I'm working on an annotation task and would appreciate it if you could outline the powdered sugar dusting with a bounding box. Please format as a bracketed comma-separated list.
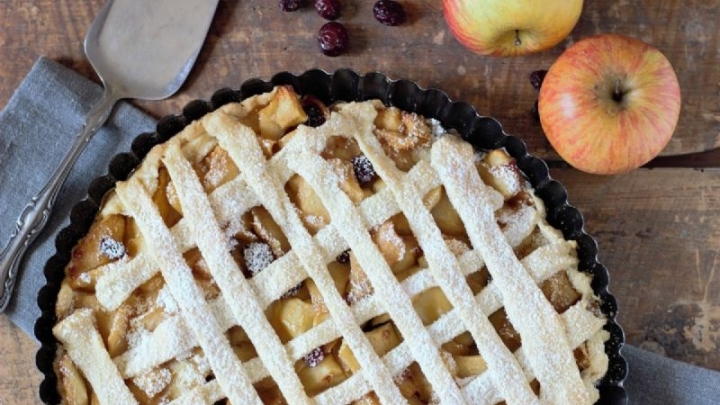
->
[372, 221, 406, 264]
[351, 154, 377, 184]
[488, 164, 522, 198]
[428, 118, 446, 139]
[116, 174, 264, 405]
[432, 136, 592, 404]
[53, 309, 139, 404]
[100, 236, 126, 260]
[157, 286, 179, 314]
[133, 368, 172, 398]
[190, 352, 211, 375]
[290, 130, 467, 403]
[243, 242, 275, 276]
[126, 322, 150, 353]
[202, 148, 232, 191]
[498, 204, 538, 248]
[217, 102, 408, 404]
[78, 272, 92, 285]
[304, 214, 328, 228]
[346, 277, 373, 305]
[61, 94, 607, 405]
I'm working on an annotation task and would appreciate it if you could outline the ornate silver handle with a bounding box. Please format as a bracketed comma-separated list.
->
[0, 90, 119, 311]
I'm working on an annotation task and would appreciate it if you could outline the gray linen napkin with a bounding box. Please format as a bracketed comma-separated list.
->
[0, 57, 155, 332]
[622, 345, 720, 403]
[1, 57, 719, 404]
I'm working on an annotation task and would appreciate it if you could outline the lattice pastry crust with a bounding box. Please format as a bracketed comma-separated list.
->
[52, 86, 609, 405]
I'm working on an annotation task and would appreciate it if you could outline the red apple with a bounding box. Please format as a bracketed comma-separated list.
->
[443, 0, 583, 56]
[538, 34, 681, 174]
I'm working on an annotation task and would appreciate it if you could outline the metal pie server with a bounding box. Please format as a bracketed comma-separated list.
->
[0, 0, 219, 311]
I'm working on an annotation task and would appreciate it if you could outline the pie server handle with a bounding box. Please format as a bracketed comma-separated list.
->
[0, 91, 118, 312]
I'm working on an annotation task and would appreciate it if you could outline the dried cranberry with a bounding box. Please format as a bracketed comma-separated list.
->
[279, 0, 302, 12]
[373, 0, 406, 26]
[303, 103, 326, 127]
[318, 22, 349, 57]
[315, 0, 341, 20]
[304, 347, 325, 367]
[351, 154, 377, 184]
[529, 70, 548, 90]
[336, 249, 350, 264]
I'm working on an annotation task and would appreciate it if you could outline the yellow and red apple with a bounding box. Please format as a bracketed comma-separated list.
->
[538, 33, 681, 174]
[443, 0, 583, 56]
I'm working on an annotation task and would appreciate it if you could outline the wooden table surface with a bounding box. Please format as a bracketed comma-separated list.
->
[1, 1, 718, 403]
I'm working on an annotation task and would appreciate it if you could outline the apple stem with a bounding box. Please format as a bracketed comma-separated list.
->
[612, 79, 623, 103]
[514, 30, 522, 46]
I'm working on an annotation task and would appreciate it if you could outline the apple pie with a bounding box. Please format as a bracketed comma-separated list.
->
[48, 84, 610, 405]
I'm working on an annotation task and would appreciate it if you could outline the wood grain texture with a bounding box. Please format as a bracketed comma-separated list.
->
[1, 0, 720, 403]
[0, 315, 42, 405]
[0, 0, 718, 158]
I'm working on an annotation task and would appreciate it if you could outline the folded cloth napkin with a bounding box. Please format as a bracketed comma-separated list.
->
[1, 57, 719, 404]
[0, 57, 155, 332]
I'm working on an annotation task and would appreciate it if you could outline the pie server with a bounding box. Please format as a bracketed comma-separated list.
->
[0, 0, 219, 311]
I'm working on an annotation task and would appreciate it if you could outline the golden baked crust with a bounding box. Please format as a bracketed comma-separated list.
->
[52, 86, 608, 405]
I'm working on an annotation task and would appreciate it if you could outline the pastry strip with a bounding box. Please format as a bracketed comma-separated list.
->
[112, 236, 573, 382]
[293, 151, 469, 403]
[111, 104, 588, 400]
[54, 90, 610, 405]
[348, 103, 539, 404]
[432, 136, 590, 404]
[167, 379, 223, 405]
[94, 109, 337, 310]
[53, 309, 138, 405]
[164, 298, 601, 405]
[207, 110, 406, 404]
[462, 303, 607, 404]
[163, 143, 311, 404]
[117, 178, 263, 405]
[95, 143, 440, 312]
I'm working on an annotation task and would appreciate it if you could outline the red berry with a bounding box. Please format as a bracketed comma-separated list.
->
[529, 70, 548, 90]
[279, 0, 302, 12]
[318, 22, 349, 57]
[336, 249, 350, 264]
[351, 154, 377, 184]
[315, 0, 341, 20]
[304, 347, 325, 367]
[373, 0, 406, 26]
[302, 97, 328, 127]
[303, 103, 326, 127]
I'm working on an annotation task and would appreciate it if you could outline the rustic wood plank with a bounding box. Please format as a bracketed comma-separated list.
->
[0, 315, 42, 404]
[552, 168, 720, 370]
[0, 0, 718, 158]
[1, 0, 720, 402]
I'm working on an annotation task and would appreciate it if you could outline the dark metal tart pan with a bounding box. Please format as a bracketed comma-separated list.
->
[35, 69, 628, 405]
